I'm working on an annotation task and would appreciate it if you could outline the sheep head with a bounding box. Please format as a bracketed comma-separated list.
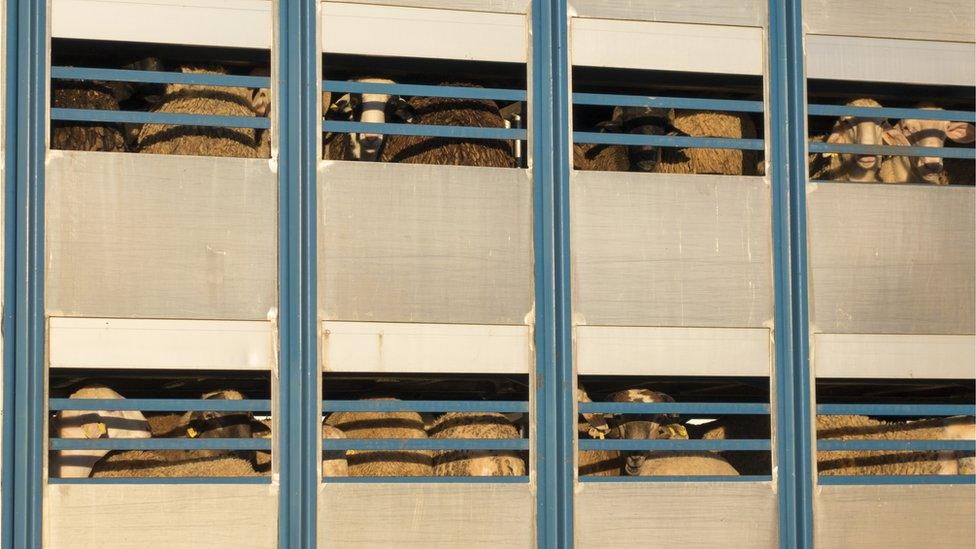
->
[826, 98, 902, 182]
[609, 106, 672, 172]
[891, 103, 976, 184]
[326, 77, 398, 161]
[186, 390, 253, 455]
[605, 388, 681, 476]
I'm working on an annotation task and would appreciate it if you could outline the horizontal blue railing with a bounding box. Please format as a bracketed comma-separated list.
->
[808, 103, 976, 123]
[323, 476, 530, 484]
[322, 400, 528, 413]
[573, 131, 764, 150]
[322, 438, 529, 451]
[818, 404, 976, 417]
[574, 93, 763, 113]
[53, 66, 270, 88]
[819, 475, 976, 486]
[50, 438, 271, 451]
[49, 477, 272, 485]
[580, 475, 772, 483]
[818, 440, 975, 452]
[50, 398, 272, 412]
[52, 107, 269, 129]
[808, 141, 975, 159]
[579, 439, 770, 451]
[323, 120, 525, 140]
[578, 402, 769, 415]
[324, 80, 525, 102]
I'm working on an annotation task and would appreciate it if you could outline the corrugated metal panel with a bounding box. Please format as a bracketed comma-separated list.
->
[319, 162, 533, 325]
[806, 36, 976, 87]
[45, 152, 277, 320]
[318, 483, 533, 548]
[803, 0, 975, 43]
[571, 0, 766, 27]
[572, 173, 772, 328]
[807, 184, 975, 335]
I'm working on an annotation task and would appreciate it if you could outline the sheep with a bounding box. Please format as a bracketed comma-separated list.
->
[654, 110, 759, 176]
[323, 398, 433, 477]
[879, 104, 976, 184]
[378, 82, 516, 167]
[322, 424, 349, 477]
[807, 98, 905, 182]
[427, 412, 525, 476]
[50, 385, 152, 479]
[323, 77, 398, 161]
[573, 106, 672, 172]
[636, 452, 739, 476]
[51, 80, 127, 152]
[602, 388, 683, 476]
[136, 65, 260, 158]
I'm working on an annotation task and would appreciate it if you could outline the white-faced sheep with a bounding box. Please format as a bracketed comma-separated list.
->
[323, 77, 398, 161]
[323, 398, 433, 477]
[426, 412, 525, 476]
[50, 385, 152, 479]
[137, 65, 260, 158]
[378, 82, 516, 168]
[879, 104, 976, 185]
[655, 110, 759, 176]
[808, 98, 903, 182]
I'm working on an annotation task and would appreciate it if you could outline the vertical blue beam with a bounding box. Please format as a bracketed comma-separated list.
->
[5, 0, 45, 546]
[768, 0, 814, 547]
[278, 0, 318, 547]
[531, 0, 573, 547]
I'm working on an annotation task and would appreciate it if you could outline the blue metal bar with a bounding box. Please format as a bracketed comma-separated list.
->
[574, 131, 764, 150]
[322, 476, 531, 484]
[579, 475, 773, 483]
[578, 402, 770, 415]
[818, 440, 975, 452]
[818, 475, 976, 486]
[768, 0, 814, 546]
[50, 398, 272, 412]
[808, 104, 976, 122]
[817, 404, 976, 416]
[532, 0, 573, 547]
[48, 477, 272, 485]
[322, 400, 529, 413]
[52, 108, 270, 130]
[52, 66, 270, 88]
[323, 120, 525, 140]
[280, 0, 319, 547]
[573, 92, 764, 113]
[579, 439, 771, 451]
[808, 141, 975, 159]
[50, 438, 272, 451]
[322, 439, 529, 451]
[324, 80, 526, 102]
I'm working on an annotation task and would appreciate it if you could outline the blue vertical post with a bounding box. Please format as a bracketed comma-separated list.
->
[278, 0, 319, 547]
[531, 0, 573, 547]
[768, 0, 814, 547]
[3, 0, 45, 547]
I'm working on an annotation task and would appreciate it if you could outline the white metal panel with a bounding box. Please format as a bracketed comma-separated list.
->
[806, 35, 976, 87]
[572, 173, 772, 328]
[815, 484, 976, 549]
[46, 152, 277, 321]
[52, 0, 272, 48]
[576, 326, 771, 377]
[576, 482, 777, 548]
[570, 0, 765, 27]
[341, 0, 527, 14]
[318, 483, 533, 548]
[322, 2, 526, 63]
[319, 162, 533, 325]
[804, 0, 975, 43]
[807, 183, 975, 335]
[323, 321, 531, 374]
[49, 317, 275, 371]
[45, 484, 277, 549]
[814, 334, 976, 379]
[571, 18, 763, 74]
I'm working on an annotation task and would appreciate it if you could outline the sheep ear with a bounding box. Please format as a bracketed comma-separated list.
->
[882, 127, 912, 147]
[666, 126, 690, 138]
[594, 120, 621, 133]
[825, 127, 848, 144]
[946, 121, 976, 144]
[392, 98, 415, 123]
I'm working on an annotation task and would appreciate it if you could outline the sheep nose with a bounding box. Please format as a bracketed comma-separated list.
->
[922, 159, 943, 173]
[360, 134, 383, 152]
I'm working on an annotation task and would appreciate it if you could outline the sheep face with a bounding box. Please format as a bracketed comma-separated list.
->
[893, 110, 975, 184]
[606, 389, 680, 475]
[826, 99, 902, 181]
[612, 107, 671, 172]
[328, 78, 397, 161]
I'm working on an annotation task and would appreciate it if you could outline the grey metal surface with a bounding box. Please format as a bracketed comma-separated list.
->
[571, 173, 772, 327]
[319, 162, 533, 325]
[45, 152, 276, 320]
[570, 0, 766, 27]
[804, 0, 975, 43]
[337, 0, 527, 14]
[807, 183, 975, 335]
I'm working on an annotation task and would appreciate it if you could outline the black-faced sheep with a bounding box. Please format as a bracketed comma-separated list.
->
[655, 110, 759, 176]
[427, 412, 525, 476]
[136, 65, 260, 158]
[879, 104, 976, 185]
[323, 77, 399, 161]
[378, 82, 516, 167]
[574, 106, 672, 172]
[323, 398, 433, 477]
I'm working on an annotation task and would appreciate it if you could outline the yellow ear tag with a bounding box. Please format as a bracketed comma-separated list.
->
[98, 422, 107, 436]
[588, 428, 606, 440]
[82, 422, 108, 439]
[824, 152, 838, 158]
[187, 427, 199, 438]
